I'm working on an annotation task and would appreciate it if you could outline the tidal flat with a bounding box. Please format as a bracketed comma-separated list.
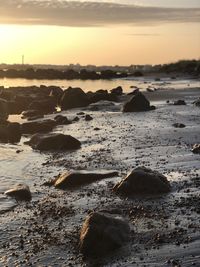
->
[0, 82, 200, 267]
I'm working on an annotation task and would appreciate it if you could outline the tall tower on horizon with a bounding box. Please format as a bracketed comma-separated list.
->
[22, 55, 24, 65]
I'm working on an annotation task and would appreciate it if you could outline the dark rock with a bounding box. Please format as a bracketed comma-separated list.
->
[54, 115, 71, 125]
[113, 166, 171, 195]
[60, 87, 89, 110]
[127, 88, 140, 95]
[192, 144, 200, 154]
[21, 119, 56, 134]
[21, 110, 44, 119]
[173, 100, 186, 105]
[49, 86, 63, 101]
[123, 92, 155, 112]
[85, 114, 93, 121]
[0, 98, 8, 122]
[172, 123, 186, 128]
[193, 98, 200, 107]
[0, 122, 21, 143]
[111, 86, 123, 95]
[79, 212, 130, 257]
[26, 133, 81, 151]
[53, 171, 118, 189]
[5, 184, 31, 201]
[87, 91, 117, 104]
[29, 97, 56, 114]
[72, 116, 80, 122]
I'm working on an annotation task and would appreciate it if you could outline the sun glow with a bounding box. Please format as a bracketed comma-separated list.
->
[0, 22, 199, 65]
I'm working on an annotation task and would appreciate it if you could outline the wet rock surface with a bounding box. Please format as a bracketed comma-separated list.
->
[123, 92, 155, 112]
[0, 122, 21, 143]
[21, 119, 56, 134]
[5, 184, 31, 201]
[26, 133, 81, 151]
[52, 170, 118, 189]
[79, 212, 130, 257]
[113, 167, 171, 195]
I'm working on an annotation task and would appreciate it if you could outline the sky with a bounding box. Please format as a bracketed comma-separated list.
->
[0, 0, 199, 65]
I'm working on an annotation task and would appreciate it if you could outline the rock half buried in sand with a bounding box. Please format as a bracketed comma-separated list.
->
[173, 100, 186, 105]
[26, 133, 81, 151]
[172, 123, 186, 128]
[192, 144, 200, 154]
[5, 184, 32, 201]
[123, 92, 155, 112]
[79, 212, 130, 257]
[53, 170, 118, 189]
[113, 166, 171, 195]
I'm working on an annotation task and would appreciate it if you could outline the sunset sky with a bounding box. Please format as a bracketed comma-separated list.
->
[0, 0, 199, 65]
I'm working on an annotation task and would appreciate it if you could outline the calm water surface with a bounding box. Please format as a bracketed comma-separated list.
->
[0, 77, 199, 92]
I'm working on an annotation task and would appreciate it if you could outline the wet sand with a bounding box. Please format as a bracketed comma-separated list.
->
[0, 87, 200, 266]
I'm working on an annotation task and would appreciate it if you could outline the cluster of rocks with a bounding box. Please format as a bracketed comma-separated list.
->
[5, 166, 171, 257]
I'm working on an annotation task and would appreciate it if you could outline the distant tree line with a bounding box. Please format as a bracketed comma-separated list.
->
[157, 60, 200, 75]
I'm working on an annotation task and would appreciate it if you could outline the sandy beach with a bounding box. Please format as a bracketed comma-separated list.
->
[0, 84, 200, 267]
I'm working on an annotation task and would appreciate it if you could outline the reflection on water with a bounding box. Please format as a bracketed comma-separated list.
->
[0, 77, 199, 92]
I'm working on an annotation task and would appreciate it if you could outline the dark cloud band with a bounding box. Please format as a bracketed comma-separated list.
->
[0, 0, 199, 26]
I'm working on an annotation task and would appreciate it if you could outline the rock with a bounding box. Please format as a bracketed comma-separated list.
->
[49, 86, 63, 101]
[21, 119, 56, 134]
[21, 110, 44, 119]
[54, 115, 71, 125]
[0, 122, 21, 143]
[53, 171, 118, 189]
[0, 98, 8, 122]
[5, 184, 31, 201]
[192, 144, 200, 154]
[111, 86, 123, 95]
[123, 92, 155, 112]
[87, 91, 117, 104]
[79, 212, 130, 257]
[85, 114, 93, 121]
[193, 98, 200, 107]
[60, 87, 89, 110]
[113, 166, 171, 195]
[28, 97, 56, 114]
[173, 100, 186, 105]
[26, 133, 81, 151]
[172, 123, 186, 128]
[128, 88, 140, 95]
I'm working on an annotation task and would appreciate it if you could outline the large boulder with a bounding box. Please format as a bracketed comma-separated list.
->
[60, 87, 89, 110]
[21, 119, 56, 134]
[26, 133, 81, 151]
[0, 122, 21, 143]
[51, 171, 118, 189]
[5, 184, 31, 201]
[79, 212, 130, 257]
[28, 97, 56, 114]
[113, 166, 171, 195]
[0, 98, 8, 122]
[123, 92, 155, 112]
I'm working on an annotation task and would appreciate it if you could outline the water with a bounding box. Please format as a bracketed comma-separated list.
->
[0, 77, 199, 92]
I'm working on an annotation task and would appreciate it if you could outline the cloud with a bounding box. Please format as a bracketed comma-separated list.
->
[0, 0, 199, 27]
